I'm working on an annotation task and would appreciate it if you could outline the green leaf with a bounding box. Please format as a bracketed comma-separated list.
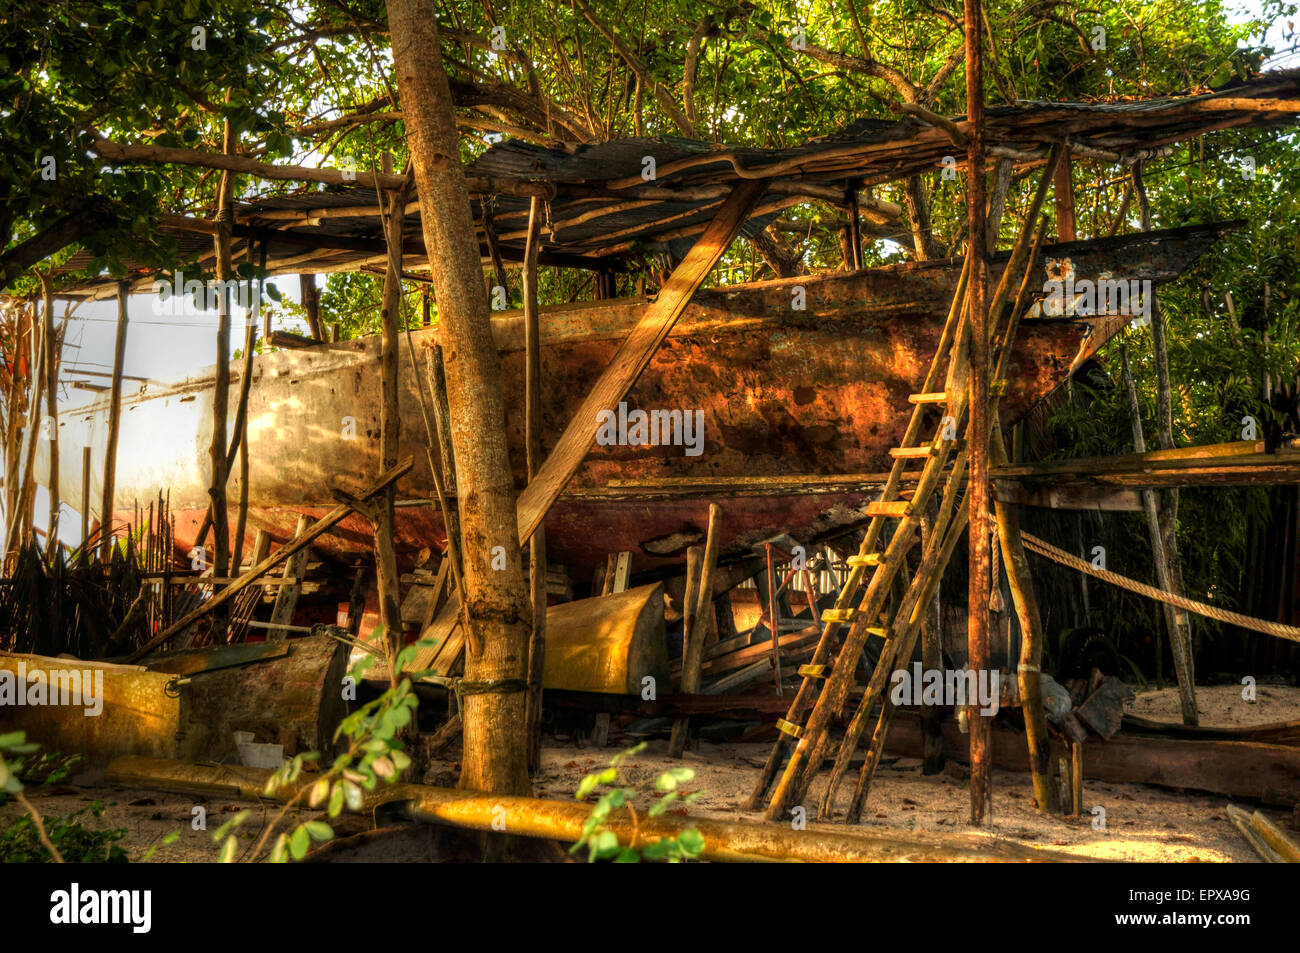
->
[218, 835, 238, 863]
[308, 778, 330, 808]
[290, 825, 310, 859]
[328, 781, 345, 817]
[343, 779, 363, 811]
[269, 833, 289, 863]
[677, 827, 705, 857]
[305, 821, 333, 842]
[0, 731, 26, 749]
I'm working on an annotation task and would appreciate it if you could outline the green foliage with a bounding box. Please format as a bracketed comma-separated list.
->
[0, 800, 129, 863]
[0, 731, 126, 863]
[570, 742, 705, 863]
[212, 633, 429, 862]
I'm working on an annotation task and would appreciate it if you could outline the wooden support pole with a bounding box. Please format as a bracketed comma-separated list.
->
[523, 194, 547, 773]
[1132, 161, 1197, 724]
[124, 459, 413, 662]
[991, 427, 1060, 813]
[376, 153, 407, 684]
[1071, 742, 1084, 816]
[1054, 147, 1075, 242]
[299, 273, 324, 341]
[37, 273, 59, 557]
[208, 119, 235, 594]
[964, 0, 993, 827]
[99, 282, 129, 563]
[14, 299, 45, 551]
[669, 503, 721, 757]
[79, 446, 91, 549]
[513, 180, 767, 547]
[764, 542, 784, 695]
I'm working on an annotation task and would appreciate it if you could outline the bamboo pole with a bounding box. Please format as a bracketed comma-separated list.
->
[99, 282, 129, 563]
[522, 195, 547, 773]
[965, 0, 993, 827]
[105, 755, 1075, 863]
[376, 153, 408, 684]
[79, 446, 91, 549]
[764, 542, 784, 695]
[37, 272, 59, 558]
[1132, 161, 1198, 725]
[208, 118, 235, 599]
[669, 503, 721, 757]
[991, 427, 1060, 813]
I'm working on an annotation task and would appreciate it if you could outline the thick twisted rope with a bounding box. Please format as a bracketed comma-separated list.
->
[1020, 531, 1300, 643]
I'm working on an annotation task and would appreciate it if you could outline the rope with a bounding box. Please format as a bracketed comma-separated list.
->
[1020, 532, 1300, 643]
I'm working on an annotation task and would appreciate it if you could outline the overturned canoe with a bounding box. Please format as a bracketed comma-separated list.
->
[41, 223, 1232, 577]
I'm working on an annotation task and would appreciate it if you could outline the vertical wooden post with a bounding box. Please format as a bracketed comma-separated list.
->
[847, 186, 862, 270]
[14, 298, 46, 552]
[1054, 147, 1075, 242]
[1071, 742, 1084, 817]
[376, 152, 406, 683]
[38, 273, 59, 557]
[523, 194, 548, 772]
[964, 0, 992, 827]
[1131, 161, 1197, 725]
[100, 282, 129, 563]
[991, 429, 1060, 813]
[765, 542, 783, 695]
[209, 119, 235, 589]
[919, 516, 945, 775]
[669, 503, 720, 757]
[80, 445, 91, 549]
[299, 273, 324, 341]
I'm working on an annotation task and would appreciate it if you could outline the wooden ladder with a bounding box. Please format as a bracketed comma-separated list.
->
[749, 154, 1060, 823]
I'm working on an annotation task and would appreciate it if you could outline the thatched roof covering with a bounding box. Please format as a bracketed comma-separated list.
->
[57, 68, 1300, 299]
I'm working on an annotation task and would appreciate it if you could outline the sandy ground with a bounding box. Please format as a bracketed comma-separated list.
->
[3, 683, 1296, 863]
[1126, 682, 1300, 725]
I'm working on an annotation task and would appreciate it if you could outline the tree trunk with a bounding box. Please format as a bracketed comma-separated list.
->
[386, 0, 533, 797]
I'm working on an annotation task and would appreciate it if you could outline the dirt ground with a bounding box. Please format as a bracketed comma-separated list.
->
[4, 683, 1296, 863]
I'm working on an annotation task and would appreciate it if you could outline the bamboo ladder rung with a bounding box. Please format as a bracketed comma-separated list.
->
[846, 554, 883, 568]
[908, 392, 948, 405]
[796, 664, 828, 679]
[776, 719, 803, 739]
[865, 500, 912, 518]
[821, 607, 858, 624]
[889, 446, 937, 460]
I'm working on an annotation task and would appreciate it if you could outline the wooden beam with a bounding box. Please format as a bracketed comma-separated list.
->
[964, 0, 993, 827]
[514, 179, 767, 546]
[523, 194, 547, 773]
[91, 135, 549, 197]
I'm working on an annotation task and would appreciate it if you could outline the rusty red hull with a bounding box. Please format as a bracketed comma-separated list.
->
[43, 225, 1231, 577]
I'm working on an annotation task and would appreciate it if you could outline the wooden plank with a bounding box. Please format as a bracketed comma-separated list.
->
[267, 515, 311, 642]
[513, 180, 768, 545]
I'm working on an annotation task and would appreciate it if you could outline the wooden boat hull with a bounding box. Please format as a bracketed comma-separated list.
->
[41, 224, 1231, 577]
